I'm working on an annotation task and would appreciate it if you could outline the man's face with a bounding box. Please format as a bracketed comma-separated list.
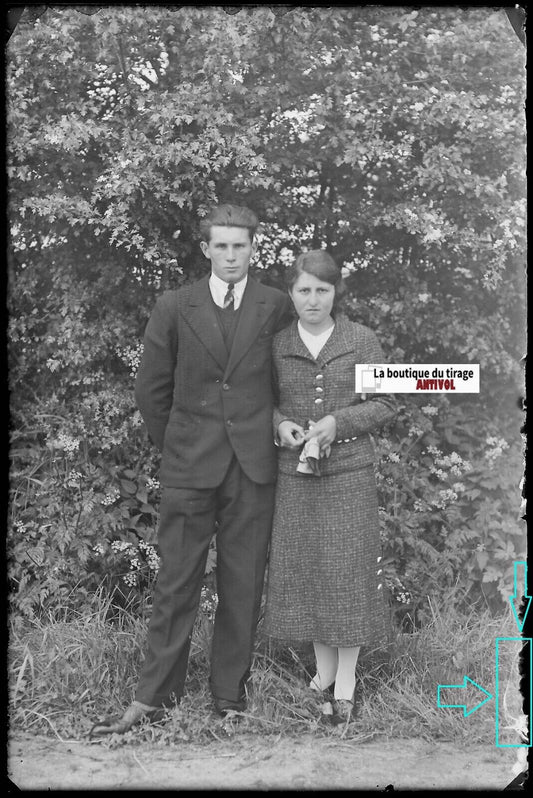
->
[200, 225, 256, 283]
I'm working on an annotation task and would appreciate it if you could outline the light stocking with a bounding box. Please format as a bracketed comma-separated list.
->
[309, 642, 338, 691]
[333, 645, 360, 701]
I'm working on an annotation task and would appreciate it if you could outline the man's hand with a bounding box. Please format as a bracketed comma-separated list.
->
[304, 415, 337, 448]
[277, 420, 306, 449]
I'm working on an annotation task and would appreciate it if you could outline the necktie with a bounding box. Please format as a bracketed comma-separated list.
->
[223, 282, 235, 310]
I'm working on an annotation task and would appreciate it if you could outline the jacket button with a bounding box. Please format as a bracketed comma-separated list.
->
[315, 386, 323, 393]
[222, 383, 230, 391]
[315, 374, 324, 381]
[314, 398, 323, 405]
[226, 419, 233, 427]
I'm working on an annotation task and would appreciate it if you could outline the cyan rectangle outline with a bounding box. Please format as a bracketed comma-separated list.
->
[495, 637, 532, 748]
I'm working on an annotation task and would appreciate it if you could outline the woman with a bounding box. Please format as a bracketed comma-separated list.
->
[263, 250, 395, 725]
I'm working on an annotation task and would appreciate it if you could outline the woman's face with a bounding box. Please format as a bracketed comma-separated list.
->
[289, 270, 335, 329]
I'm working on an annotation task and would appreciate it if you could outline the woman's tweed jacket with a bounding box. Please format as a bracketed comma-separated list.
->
[263, 314, 396, 646]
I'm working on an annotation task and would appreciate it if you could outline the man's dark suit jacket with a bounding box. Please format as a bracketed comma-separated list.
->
[135, 274, 290, 488]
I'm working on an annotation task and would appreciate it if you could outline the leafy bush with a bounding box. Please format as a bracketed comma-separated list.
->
[375, 396, 524, 627]
[6, 6, 525, 624]
[9, 412, 156, 617]
[8, 376, 219, 620]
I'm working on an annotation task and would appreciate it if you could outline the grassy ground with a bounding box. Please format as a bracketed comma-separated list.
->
[8, 590, 522, 746]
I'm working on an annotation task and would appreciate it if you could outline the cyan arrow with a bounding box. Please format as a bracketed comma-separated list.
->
[437, 676, 493, 717]
[509, 561, 531, 634]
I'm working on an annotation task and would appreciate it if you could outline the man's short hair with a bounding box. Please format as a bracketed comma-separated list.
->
[199, 204, 259, 242]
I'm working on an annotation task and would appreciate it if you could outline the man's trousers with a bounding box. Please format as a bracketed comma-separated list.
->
[135, 457, 275, 707]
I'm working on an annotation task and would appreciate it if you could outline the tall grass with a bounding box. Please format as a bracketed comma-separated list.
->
[8, 588, 521, 745]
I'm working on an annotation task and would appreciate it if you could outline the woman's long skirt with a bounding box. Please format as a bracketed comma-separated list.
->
[263, 465, 387, 647]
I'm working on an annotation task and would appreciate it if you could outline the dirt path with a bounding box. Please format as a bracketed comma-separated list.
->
[8, 731, 521, 791]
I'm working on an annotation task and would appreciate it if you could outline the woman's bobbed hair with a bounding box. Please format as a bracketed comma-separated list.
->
[286, 249, 346, 311]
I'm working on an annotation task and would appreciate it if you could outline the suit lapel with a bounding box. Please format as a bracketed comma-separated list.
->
[181, 275, 228, 370]
[224, 277, 274, 378]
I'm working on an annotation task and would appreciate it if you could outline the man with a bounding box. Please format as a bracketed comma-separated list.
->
[90, 204, 290, 735]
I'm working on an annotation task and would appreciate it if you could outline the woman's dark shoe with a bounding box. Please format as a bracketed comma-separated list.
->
[213, 697, 246, 718]
[89, 703, 166, 738]
[319, 700, 334, 724]
[330, 699, 354, 726]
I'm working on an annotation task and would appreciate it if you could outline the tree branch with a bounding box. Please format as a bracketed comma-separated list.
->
[114, 34, 130, 89]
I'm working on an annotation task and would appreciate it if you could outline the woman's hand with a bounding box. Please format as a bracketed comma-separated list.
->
[277, 420, 306, 449]
[304, 415, 337, 448]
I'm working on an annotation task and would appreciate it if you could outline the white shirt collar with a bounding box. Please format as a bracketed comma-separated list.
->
[297, 320, 335, 359]
[209, 272, 248, 309]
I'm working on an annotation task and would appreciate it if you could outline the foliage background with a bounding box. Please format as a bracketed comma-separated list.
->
[7, 6, 526, 629]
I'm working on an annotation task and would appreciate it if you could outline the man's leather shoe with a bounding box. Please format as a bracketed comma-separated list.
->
[213, 697, 246, 718]
[89, 702, 166, 738]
